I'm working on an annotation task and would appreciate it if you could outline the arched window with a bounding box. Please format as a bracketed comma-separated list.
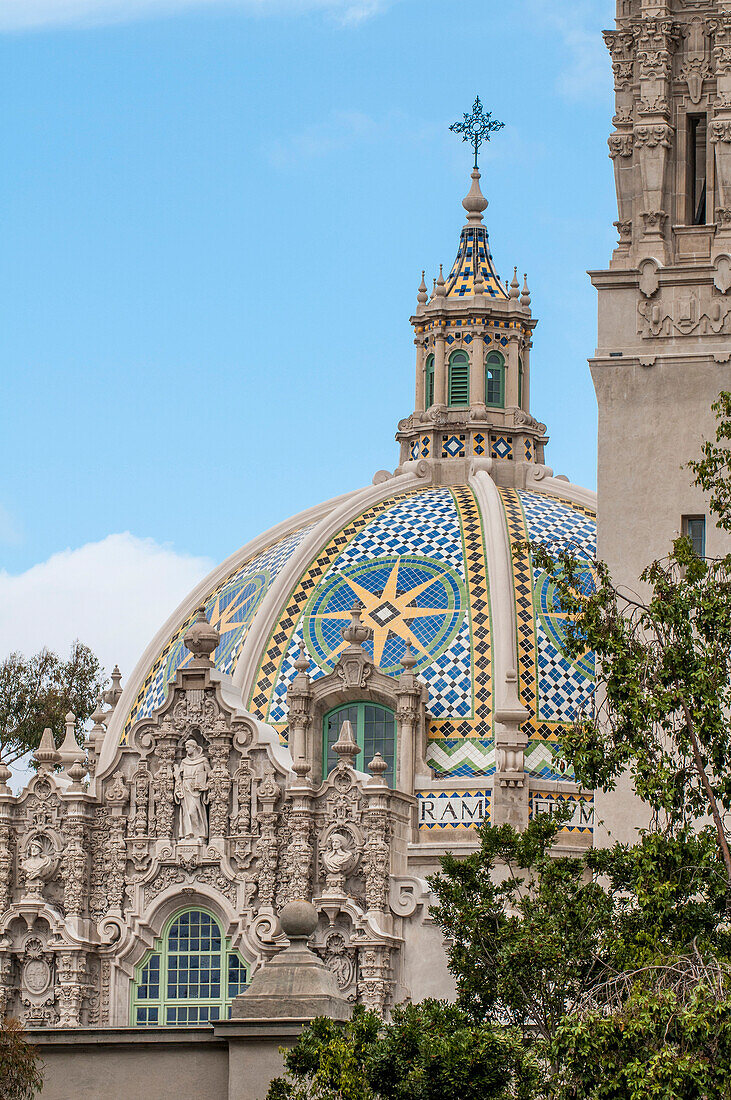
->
[131, 908, 248, 1026]
[485, 351, 505, 408]
[447, 350, 470, 406]
[323, 703, 396, 786]
[425, 353, 435, 408]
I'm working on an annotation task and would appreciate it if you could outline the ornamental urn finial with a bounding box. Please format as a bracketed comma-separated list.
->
[510, 266, 520, 299]
[521, 273, 531, 308]
[417, 270, 428, 307]
[341, 603, 370, 647]
[183, 605, 220, 665]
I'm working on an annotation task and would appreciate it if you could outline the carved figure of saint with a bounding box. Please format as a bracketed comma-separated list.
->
[23, 840, 53, 884]
[174, 739, 210, 841]
[322, 833, 354, 875]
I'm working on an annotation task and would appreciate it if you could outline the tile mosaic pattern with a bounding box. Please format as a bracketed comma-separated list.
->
[248, 487, 494, 771]
[498, 489, 596, 775]
[441, 434, 466, 459]
[445, 226, 508, 299]
[120, 525, 316, 745]
[491, 436, 514, 460]
[417, 789, 491, 830]
[530, 790, 594, 835]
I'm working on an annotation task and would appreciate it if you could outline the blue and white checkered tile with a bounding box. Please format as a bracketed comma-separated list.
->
[421, 629, 473, 717]
[518, 490, 596, 724]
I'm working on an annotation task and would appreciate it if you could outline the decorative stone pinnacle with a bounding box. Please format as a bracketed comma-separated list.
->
[341, 603, 370, 647]
[435, 265, 446, 298]
[450, 96, 505, 170]
[294, 641, 310, 675]
[68, 758, 87, 792]
[462, 168, 489, 226]
[103, 665, 123, 710]
[367, 752, 389, 783]
[34, 728, 60, 772]
[58, 711, 85, 768]
[400, 642, 417, 672]
[510, 267, 520, 299]
[331, 720, 361, 766]
[278, 899, 319, 942]
[183, 605, 220, 665]
[417, 270, 428, 307]
[520, 273, 531, 308]
[0, 757, 11, 796]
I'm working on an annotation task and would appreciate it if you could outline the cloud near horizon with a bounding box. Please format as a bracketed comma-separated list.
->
[0, 0, 388, 31]
[0, 532, 213, 679]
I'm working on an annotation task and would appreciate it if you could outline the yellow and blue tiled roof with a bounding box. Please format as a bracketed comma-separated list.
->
[445, 225, 507, 299]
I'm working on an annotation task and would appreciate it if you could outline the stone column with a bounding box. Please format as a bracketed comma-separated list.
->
[469, 331, 484, 405]
[394, 646, 420, 794]
[491, 671, 530, 829]
[434, 332, 447, 405]
[505, 333, 521, 407]
[414, 337, 426, 411]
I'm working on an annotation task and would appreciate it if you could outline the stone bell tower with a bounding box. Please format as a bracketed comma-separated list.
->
[591, 0, 731, 590]
[396, 100, 545, 488]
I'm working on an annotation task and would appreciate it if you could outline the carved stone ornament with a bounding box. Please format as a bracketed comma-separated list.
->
[321, 827, 361, 895]
[608, 132, 633, 159]
[634, 124, 673, 149]
[638, 291, 731, 338]
[21, 834, 57, 898]
[714, 255, 731, 295]
[711, 119, 731, 145]
[638, 258, 660, 299]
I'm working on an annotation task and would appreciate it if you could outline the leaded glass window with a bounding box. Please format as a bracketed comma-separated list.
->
[485, 351, 505, 408]
[323, 703, 396, 786]
[131, 908, 248, 1026]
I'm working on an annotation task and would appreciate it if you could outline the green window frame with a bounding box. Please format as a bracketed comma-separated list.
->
[425, 353, 435, 408]
[131, 907, 249, 1027]
[323, 702, 396, 786]
[448, 350, 470, 406]
[485, 351, 505, 408]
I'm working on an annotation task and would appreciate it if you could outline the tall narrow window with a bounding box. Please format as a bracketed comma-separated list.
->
[131, 909, 248, 1026]
[425, 353, 435, 408]
[323, 703, 396, 785]
[485, 352, 505, 408]
[447, 350, 470, 406]
[518, 356, 524, 408]
[682, 514, 706, 557]
[688, 115, 707, 225]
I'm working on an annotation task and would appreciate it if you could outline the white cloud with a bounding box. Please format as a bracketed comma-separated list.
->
[525, 0, 612, 101]
[0, 0, 389, 31]
[0, 532, 213, 677]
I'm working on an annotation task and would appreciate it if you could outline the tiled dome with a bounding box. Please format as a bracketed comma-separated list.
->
[104, 472, 596, 784]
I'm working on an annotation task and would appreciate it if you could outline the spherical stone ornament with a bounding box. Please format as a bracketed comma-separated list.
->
[279, 900, 319, 940]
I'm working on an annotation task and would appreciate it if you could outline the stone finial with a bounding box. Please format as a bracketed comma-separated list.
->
[332, 720, 361, 767]
[367, 752, 389, 785]
[417, 271, 428, 307]
[183, 605, 220, 666]
[462, 167, 489, 226]
[67, 758, 87, 792]
[294, 641, 310, 676]
[400, 642, 417, 673]
[509, 267, 520, 299]
[0, 757, 11, 796]
[520, 273, 531, 308]
[103, 665, 123, 711]
[58, 711, 85, 769]
[435, 264, 446, 298]
[231, 899, 350, 1022]
[341, 603, 370, 648]
[34, 728, 60, 772]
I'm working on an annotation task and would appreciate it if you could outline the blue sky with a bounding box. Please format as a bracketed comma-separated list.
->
[0, 0, 616, 673]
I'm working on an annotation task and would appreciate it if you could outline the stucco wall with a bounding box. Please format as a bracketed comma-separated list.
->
[31, 1022, 299, 1100]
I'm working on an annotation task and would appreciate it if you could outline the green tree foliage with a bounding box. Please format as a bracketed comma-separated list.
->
[0, 1018, 43, 1100]
[0, 642, 105, 765]
[266, 1002, 538, 1100]
[688, 390, 731, 529]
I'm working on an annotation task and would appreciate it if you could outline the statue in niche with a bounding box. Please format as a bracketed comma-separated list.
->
[322, 832, 358, 893]
[174, 739, 210, 841]
[22, 838, 54, 895]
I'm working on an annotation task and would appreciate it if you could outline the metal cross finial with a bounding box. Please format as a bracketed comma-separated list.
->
[450, 97, 505, 169]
